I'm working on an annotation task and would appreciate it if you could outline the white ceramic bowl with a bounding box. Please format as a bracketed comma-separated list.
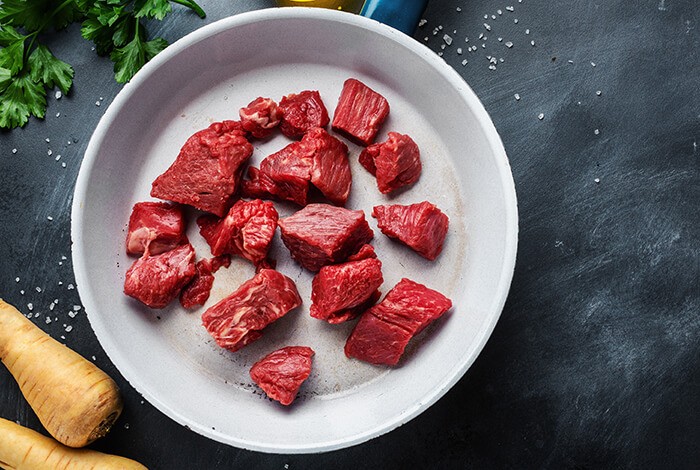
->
[72, 8, 518, 453]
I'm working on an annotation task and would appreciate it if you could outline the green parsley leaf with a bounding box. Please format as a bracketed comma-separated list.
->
[0, 66, 11, 90]
[0, 73, 46, 128]
[0, 0, 83, 32]
[28, 44, 74, 94]
[134, 0, 172, 21]
[0, 38, 25, 75]
[0, 24, 25, 46]
[111, 29, 167, 83]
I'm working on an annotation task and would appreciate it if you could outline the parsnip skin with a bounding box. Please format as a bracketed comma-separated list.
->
[0, 299, 123, 448]
[0, 418, 147, 470]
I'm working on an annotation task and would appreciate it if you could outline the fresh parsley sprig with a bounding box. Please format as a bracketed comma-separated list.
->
[0, 0, 205, 129]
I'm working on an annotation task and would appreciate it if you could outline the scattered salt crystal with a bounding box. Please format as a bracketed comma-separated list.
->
[440, 44, 446, 50]
[47, 149, 53, 156]
[91, 355, 97, 361]
[65, 325, 73, 332]
[61, 256, 66, 260]
[58, 281, 63, 286]
[514, 18, 519, 24]
[15, 277, 19, 282]
[60, 335, 65, 340]
[124, 423, 130, 430]
[67, 284, 74, 290]
[46, 317, 52, 324]
[55, 90, 62, 99]
[484, 14, 488, 19]
[489, 57, 498, 65]
[498, 37, 503, 42]
[506, 6, 515, 11]
[55, 155, 61, 161]
[457, 47, 463, 54]
[438, 52, 443, 57]
[525, 29, 530, 34]
[56, 113, 60, 118]
[95, 101, 101, 106]
[45, 138, 50, 143]
[488, 65, 497, 70]
[461, 59, 468, 66]
[49, 302, 55, 311]
[500, 58, 505, 62]
[68, 311, 77, 318]
[594, 178, 600, 183]
[479, 33, 484, 39]
[498, 9, 503, 15]
[491, 14, 496, 19]
[538, 113, 545, 120]
[591, 61, 596, 67]
[20, 290, 24, 295]
[568, 60, 574, 64]
[12, 148, 17, 154]
[36, 286, 41, 292]
[443, 34, 453, 45]
[594, 129, 600, 135]
[596, 90, 602, 96]
[61, 162, 66, 168]
[438, 25, 443, 30]
[418, 19, 427, 27]
[74, 305, 81, 311]
[47, 216, 53, 221]
[483, 23, 491, 31]
[456, 7, 462, 12]
[423, 37, 429, 41]
[482, 43, 486, 48]
[27, 303, 33, 311]
[505, 41, 514, 48]
[531, 40, 536, 46]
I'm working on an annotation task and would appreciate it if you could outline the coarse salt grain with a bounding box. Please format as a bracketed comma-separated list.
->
[514, 18, 519, 24]
[65, 325, 73, 332]
[596, 90, 602, 96]
[591, 62, 596, 67]
[456, 7, 462, 12]
[461, 59, 468, 66]
[594, 129, 600, 135]
[67, 284, 75, 290]
[538, 113, 545, 120]
[594, 178, 600, 183]
[506, 41, 514, 48]
[55, 90, 62, 99]
[45, 138, 50, 143]
[36, 287, 41, 292]
[457, 47, 463, 54]
[506, 6, 515, 11]
[12, 148, 17, 154]
[69, 311, 77, 318]
[46, 317, 52, 324]
[27, 303, 33, 311]
[95, 101, 101, 106]
[47, 149, 53, 156]
[419, 19, 427, 27]
[525, 29, 530, 34]
[531, 40, 536, 46]
[484, 23, 491, 31]
[443, 34, 453, 45]
[47, 216, 53, 221]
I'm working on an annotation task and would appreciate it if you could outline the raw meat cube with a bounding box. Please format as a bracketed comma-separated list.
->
[310, 245, 383, 323]
[179, 255, 231, 309]
[244, 127, 351, 206]
[372, 201, 449, 260]
[345, 278, 452, 366]
[239, 97, 283, 138]
[151, 120, 253, 217]
[306, 127, 351, 206]
[250, 346, 314, 406]
[359, 132, 421, 194]
[125, 201, 185, 256]
[124, 243, 196, 309]
[258, 139, 314, 205]
[197, 199, 278, 265]
[346, 243, 378, 262]
[201, 269, 302, 352]
[278, 204, 374, 272]
[279, 90, 330, 138]
[332, 78, 390, 146]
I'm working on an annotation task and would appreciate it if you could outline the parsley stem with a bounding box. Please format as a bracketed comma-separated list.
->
[172, 0, 207, 19]
[23, 0, 77, 63]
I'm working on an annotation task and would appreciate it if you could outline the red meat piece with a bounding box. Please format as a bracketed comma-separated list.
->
[307, 127, 351, 206]
[278, 204, 374, 272]
[310, 245, 383, 323]
[201, 269, 302, 352]
[179, 255, 231, 309]
[258, 140, 314, 205]
[279, 90, 330, 138]
[125, 202, 185, 256]
[239, 97, 283, 138]
[124, 243, 196, 309]
[249, 346, 314, 406]
[332, 78, 390, 146]
[345, 278, 452, 366]
[372, 201, 449, 260]
[197, 199, 278, 265]
[243, 128, 351, 206]
[151, 120, 253, 217]
[359, 132, 421, 194]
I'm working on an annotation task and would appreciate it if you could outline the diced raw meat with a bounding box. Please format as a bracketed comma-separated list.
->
[332, 78, 390, 146]
[179, 255, 231, 309]
[151, 120, 254, 217]
[197, 199, 278, 265]
[278, 204, 374, 272]
[201, 269, 302, 352]
[279, 90, 330, 138]
[310, 248, 383, 323]
[124, 243, 196, 309]
[307, 127, 351, 206]
[359, 132, 421, 194]
[345, 278, 452, 366]
[125, 202, 185, 256]
[249, 346, 314, 406]
[346, 243, 377, 262]
[243, 128, 351, 206]
[258, 140, 314, 205]
[372, 201, 449, 260]
[239, 97, 283, 138]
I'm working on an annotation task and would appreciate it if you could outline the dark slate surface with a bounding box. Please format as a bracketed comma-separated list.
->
[1, 1, 698, 468]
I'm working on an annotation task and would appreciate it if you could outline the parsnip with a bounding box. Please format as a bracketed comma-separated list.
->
[0, 418, 147, 470]
[0, 299, 123, 448]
